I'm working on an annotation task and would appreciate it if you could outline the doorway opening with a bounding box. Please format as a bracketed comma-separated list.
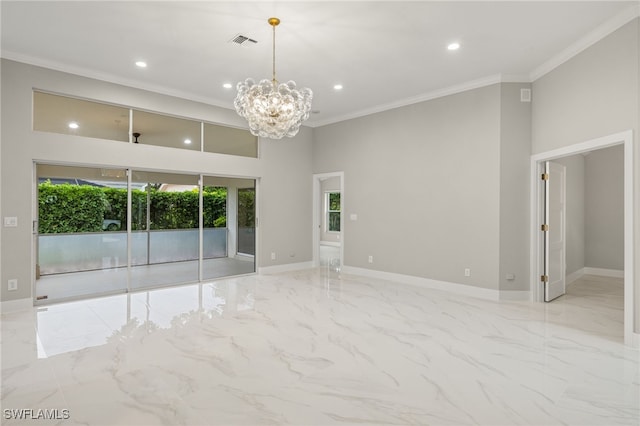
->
[312, 172, 344, 271]
[529, 130, 635, 346]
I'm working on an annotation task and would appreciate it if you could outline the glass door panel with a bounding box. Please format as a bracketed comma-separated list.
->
[236, 184, 256, 275]
[130, 171, 199, 289]
[36, 164, 129, 302]
[201, 177, 255, 281]
[238, 186, 256, 256]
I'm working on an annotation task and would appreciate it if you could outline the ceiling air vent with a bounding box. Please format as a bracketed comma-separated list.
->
[229, 34, 258, 46]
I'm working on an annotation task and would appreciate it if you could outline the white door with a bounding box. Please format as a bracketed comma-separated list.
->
[544, 161, 566, 302]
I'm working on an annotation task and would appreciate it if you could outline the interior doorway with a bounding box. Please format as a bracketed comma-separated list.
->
[312, 172, 344, 270]
[529, 130, 635, 346]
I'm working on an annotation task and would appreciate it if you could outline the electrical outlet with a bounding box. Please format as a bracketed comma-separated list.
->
[271, 252, 276, 260]
[464, 268, 471, 277]
[8, 279, 17, 291]
[368, 255, 373, 264]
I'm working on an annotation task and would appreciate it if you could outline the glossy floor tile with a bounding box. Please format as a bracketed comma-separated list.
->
[1, 270, 638, 425]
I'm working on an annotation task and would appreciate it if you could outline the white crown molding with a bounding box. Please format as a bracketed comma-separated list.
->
[500, 74, 532, 84]
[309, 73, 531, 128]
[530, 3, 640, 82]
[1, 50, 235, 112]
[311, 2, 640, 129]
[311, 74, 508, 128]
[5, 3, 638, 130]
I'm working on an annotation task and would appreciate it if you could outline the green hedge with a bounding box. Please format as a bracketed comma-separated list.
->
[38, 182, 107, 233]
[39, 182, 227, 234]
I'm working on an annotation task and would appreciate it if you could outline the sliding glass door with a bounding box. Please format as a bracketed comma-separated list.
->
[35, 165, 257, 304]
[36, 165, 129, 302]
[129, 171, 199, 290]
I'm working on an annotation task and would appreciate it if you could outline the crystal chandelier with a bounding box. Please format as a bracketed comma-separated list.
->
[234, 17, 313, 139]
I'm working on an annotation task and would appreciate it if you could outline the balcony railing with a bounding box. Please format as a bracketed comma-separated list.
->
[38, 228, 227, 275]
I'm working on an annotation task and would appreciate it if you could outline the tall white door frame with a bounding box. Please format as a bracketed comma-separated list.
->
[529, 130, 636, 346]
[312, 172, 344, 268]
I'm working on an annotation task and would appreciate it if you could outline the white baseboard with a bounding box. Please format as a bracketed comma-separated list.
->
[583, 267, 624, 278]
[566, 269, 585, 285]
[1, 297, 33, 313]
[499, 291, 531, 301]
[341, 266, 500, 301]
[235, 254, 255, 262]
[320, 241, 341, 247]
[566, 267, 624, 286]
[259, 261, 314, 275]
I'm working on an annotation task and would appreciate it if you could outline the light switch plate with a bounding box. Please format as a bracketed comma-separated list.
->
[3, 217, 17, 227]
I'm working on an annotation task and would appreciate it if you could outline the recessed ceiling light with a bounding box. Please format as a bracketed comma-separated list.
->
[447, 42, 460, 51]
[68, 121, 79, 129]
[135, 61, 147, 68]
[184, 139, 192, 145]
[223, 83, 233, 89]
[333, 84, 343, 90]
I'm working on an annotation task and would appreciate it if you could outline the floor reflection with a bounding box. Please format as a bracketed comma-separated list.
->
[35, 278, 258, 358]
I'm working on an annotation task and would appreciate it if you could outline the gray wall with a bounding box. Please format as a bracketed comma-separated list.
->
[314, 84, 503, 290]
[260, 126, 313, 265]
[554, 155, 586, 277]
[0, 59, 313, 303]
[585, 145, 625, 270]
[499, 83, 532, 292]
[532, 18, 638, 330]
[320, 176, 341, 244]
[532, 20, 638, 154]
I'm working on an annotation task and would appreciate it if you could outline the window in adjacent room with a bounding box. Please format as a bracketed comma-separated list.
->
[326, 192, 341, 232]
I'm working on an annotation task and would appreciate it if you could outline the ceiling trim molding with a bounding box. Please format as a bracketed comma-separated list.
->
[529, 3, 640, 82]
[4, 3, 638, 130]
[0, 50, 234, 112]
[309, 73, 530, 128]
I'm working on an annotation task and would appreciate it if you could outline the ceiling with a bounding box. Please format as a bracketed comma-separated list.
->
[2, 1, 638, 128]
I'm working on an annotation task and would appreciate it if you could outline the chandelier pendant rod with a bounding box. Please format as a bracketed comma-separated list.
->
[269, 17, 280, 85]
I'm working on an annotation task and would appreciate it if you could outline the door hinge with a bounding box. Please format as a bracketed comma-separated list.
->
[541, 224, 549, 231]
[541, 173, 549, 181]
[540, 275, 549, 283]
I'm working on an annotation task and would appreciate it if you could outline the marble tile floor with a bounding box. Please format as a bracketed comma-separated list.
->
[1, 270, 638, 425]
